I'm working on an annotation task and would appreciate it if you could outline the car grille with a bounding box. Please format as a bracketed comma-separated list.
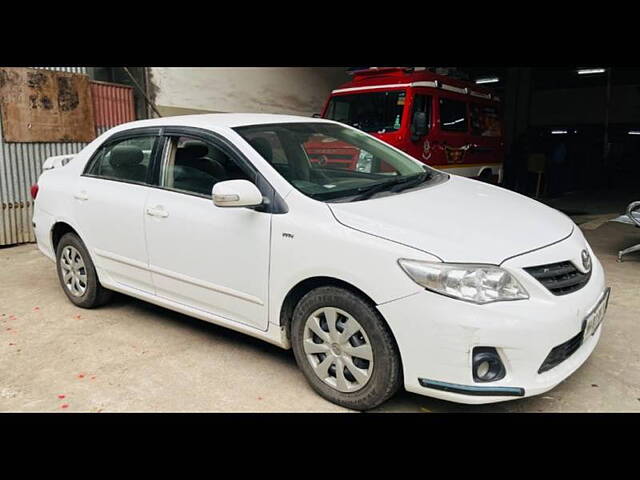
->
[538, 328, 584, 373]
[524, 261, 590, 296]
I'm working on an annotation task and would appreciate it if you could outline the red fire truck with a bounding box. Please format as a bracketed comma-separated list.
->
[307, 67, 504, 182]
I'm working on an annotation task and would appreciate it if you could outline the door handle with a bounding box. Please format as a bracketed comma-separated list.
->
[146, 207, 169, 218]
[73, 191, 89, 201]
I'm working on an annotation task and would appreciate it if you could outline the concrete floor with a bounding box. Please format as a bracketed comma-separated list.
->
[1, 221, 639, 412]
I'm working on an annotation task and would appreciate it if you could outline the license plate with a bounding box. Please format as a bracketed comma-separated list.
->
[583, 287, 611, 339]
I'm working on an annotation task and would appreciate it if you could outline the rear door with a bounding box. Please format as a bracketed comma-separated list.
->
[73, 128, 161, 293]
[468, 101, 504, 167]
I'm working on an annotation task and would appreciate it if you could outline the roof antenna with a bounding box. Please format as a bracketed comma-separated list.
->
[122, 67, 162, 118]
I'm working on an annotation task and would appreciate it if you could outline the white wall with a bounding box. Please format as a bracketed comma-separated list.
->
[148, 67, 349, 117]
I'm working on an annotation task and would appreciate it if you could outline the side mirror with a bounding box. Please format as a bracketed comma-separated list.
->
[212, 180, 263, 208]
[411, 111, 428, 141]
[311, 113, 322, 118]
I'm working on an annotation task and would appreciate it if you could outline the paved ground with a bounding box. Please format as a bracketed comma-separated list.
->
[1, 220, 639, 412]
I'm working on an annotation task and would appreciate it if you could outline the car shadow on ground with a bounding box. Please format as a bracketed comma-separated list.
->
[105, 292, 527, 413]
[107, 291, 295, 362]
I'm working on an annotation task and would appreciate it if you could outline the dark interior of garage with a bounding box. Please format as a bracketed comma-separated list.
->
[457, 66, 639, 216]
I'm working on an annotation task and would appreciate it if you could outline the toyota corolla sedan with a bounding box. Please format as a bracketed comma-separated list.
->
[32, 114, 609, 410]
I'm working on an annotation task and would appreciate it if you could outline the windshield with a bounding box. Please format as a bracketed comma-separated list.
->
[234, 122, 445, 202]
[325, 90, 406, 133]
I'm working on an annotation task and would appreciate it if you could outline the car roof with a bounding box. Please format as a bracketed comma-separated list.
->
[109, 113, 336, 132]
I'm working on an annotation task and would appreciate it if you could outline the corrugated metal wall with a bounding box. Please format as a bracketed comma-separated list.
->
[90, 81, 136, 136]
[0, 67, 90, 246]
[0, 127, 86, 245]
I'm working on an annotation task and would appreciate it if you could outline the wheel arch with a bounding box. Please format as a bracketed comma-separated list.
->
[280, 275, 405, 394]
[51, 221, 80, 253]
[279, 276, 399, 349]
[50, 220, 101, 274]
[477, 166, 494, 178]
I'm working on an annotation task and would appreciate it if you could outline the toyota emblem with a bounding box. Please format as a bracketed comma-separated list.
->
[581, 249, 592, 272]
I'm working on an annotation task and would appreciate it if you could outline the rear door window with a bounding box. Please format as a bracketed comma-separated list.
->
[86, 136, 157, 184]
[439, 98, 468, 132]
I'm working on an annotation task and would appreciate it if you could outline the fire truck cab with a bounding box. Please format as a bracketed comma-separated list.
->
[316, 67, 504, 182]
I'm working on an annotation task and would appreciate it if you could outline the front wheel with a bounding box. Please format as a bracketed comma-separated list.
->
[291, 286, 402, 410]
[56, 232, 112, 308]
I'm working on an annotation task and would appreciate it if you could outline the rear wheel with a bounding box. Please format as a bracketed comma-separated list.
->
[56, 232, 112, 308]
[478, 169, 494, 183]
[291, 286, 402, 410]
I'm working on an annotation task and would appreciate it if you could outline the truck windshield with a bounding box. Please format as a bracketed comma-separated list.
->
[325, 90, 406, 134]
[234, 122, 445, 202]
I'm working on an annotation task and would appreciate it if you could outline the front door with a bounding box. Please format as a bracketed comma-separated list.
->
[404, 91, 434, 164]
[143, 133, 271, 331]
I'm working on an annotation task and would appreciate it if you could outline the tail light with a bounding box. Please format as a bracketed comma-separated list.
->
[30, 183, 39, 200]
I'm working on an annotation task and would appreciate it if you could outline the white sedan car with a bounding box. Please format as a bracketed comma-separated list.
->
[32, 114, 609, 410]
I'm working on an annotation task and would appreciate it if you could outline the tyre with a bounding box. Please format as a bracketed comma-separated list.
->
[55, 232, 112, 308]
[478, 169, 493, 183]
[291, 286, 402, 410]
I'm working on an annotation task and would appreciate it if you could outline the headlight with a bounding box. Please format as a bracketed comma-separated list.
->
[398, 259, 529, 304]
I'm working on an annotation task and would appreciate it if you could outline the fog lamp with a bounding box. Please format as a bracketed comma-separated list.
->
[472, 347, 506, 383]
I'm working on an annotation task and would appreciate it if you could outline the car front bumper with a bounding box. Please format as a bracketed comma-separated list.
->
[378, 228, 607, 404]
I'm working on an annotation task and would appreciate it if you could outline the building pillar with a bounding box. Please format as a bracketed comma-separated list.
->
[504, 67, 533, 155]
[501, 68, 533, 191]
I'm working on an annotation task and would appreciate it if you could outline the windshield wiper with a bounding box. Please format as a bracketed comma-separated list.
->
[348, 178, 402, 201]
[350, 172, 431, 201]
[388, 172, 431, 193]
[344, 177, 406, 202]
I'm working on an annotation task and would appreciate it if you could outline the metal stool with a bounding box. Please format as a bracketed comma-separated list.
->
[611, 201, 640, 262]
